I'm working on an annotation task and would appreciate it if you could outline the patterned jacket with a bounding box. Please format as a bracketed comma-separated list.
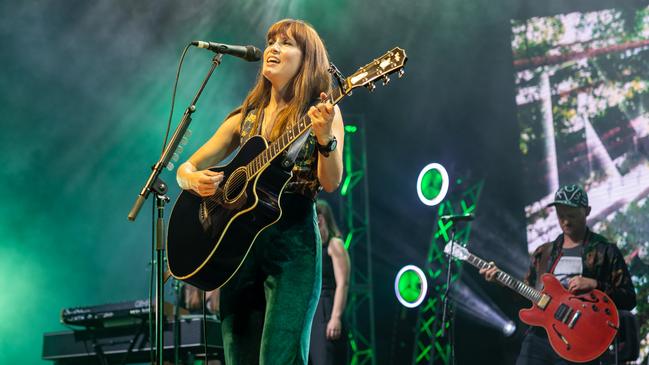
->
[524, 228, 636, 310]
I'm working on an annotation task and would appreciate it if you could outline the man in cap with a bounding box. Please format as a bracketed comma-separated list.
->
[480, 184, 636, 365]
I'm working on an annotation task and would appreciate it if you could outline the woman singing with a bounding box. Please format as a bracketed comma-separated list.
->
[176, 19, 344, 365]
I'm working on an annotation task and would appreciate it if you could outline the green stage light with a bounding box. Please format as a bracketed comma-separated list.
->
[395, 265, 427, 308]
[417, 163, 449, 206]
[345, 125, 358, 133]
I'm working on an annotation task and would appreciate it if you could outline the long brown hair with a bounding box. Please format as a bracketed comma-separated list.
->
[316, 199, 342, 239]
[230, 19, 332, 140]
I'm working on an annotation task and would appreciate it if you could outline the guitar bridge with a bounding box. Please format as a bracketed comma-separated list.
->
[199, 201, 211, 231]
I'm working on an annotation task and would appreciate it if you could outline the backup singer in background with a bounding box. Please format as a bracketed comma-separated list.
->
[480, 184, 636, 365]
[309, 199, 350, 365]
[175, 19, 344, 365]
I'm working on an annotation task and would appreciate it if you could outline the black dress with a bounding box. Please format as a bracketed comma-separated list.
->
[309, 239, 347, 365]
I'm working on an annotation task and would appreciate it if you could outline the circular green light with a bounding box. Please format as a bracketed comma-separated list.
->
[421, 169, 443, 200]
[399, 271, 422, 302]
[395, 265, 427, 308]
[417, 163, 449, 206]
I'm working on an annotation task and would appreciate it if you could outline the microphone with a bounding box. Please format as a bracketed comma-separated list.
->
[191, 41, 262, 62]
[440, 213, 475, 223]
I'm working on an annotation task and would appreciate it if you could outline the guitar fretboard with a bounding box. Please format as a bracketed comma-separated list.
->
[245, 87, 345, 178]
[462, 251, 542, 303]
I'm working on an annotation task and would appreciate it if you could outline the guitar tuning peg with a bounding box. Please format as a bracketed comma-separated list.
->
[382, 75, 390, 85]
[366, 82, 376, 92]
[166, 162, 175, 171]
[398, 68, 405, 78]
[176, 145, 184, 154]
[172, 153, 180, 162]
[185, 129, 192, 138]
[181, 137, 189, 145]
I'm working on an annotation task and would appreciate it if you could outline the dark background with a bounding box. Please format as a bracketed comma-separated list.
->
[1, 0, 640, 363]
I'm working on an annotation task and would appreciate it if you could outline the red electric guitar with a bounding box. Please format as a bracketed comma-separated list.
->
[444, 241, 619, 363]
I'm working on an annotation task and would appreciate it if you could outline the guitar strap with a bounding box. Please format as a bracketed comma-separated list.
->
[283, 128, 310, 166]
[280, 98, 322, 168]
[254, 107, 312, 169]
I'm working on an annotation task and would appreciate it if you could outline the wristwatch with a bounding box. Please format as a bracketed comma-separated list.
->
[316, 136, 337, 157]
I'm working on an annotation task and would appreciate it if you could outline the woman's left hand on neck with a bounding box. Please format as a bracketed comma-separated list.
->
[309, 92, 335, 144]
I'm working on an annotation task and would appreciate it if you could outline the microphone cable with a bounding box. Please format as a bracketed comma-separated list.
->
[160, 42, 193, 155]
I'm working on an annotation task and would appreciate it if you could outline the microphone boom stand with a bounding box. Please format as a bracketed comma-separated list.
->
[127, 52, 223, 365]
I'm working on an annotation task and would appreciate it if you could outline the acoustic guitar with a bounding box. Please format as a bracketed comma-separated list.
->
[167, 48, 407, 291]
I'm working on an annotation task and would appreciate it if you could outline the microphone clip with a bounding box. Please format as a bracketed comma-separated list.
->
[439, 213, 475, 223]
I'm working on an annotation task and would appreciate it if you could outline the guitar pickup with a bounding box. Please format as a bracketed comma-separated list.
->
[567, 310, 581, 328]
[554, 304, 569, 321]
[537, 294, 551, 309]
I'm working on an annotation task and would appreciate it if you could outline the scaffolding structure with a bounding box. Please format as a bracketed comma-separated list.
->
[411, 180, 484, 365]
[338, 119, 376, 365]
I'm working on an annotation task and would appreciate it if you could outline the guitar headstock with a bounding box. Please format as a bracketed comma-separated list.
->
[344, 47, 407, 93]
[443, 241, 470, 261]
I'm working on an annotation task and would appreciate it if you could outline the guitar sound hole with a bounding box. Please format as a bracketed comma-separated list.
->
[223, 168, 248, 203]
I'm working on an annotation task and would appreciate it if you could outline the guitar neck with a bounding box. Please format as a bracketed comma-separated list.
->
[460, 250, 542, 303]
[241, 46, 407, 176]
[246, 87, 345, 177]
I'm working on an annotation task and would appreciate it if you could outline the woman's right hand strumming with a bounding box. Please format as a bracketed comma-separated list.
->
[177, 162, 224, 197]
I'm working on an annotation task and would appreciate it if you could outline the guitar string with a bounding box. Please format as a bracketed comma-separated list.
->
[193, 86, 349, 214]
[468, 253, 542, 302]
[202, 160, 264, 212]
[199, 118, 311, 213]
